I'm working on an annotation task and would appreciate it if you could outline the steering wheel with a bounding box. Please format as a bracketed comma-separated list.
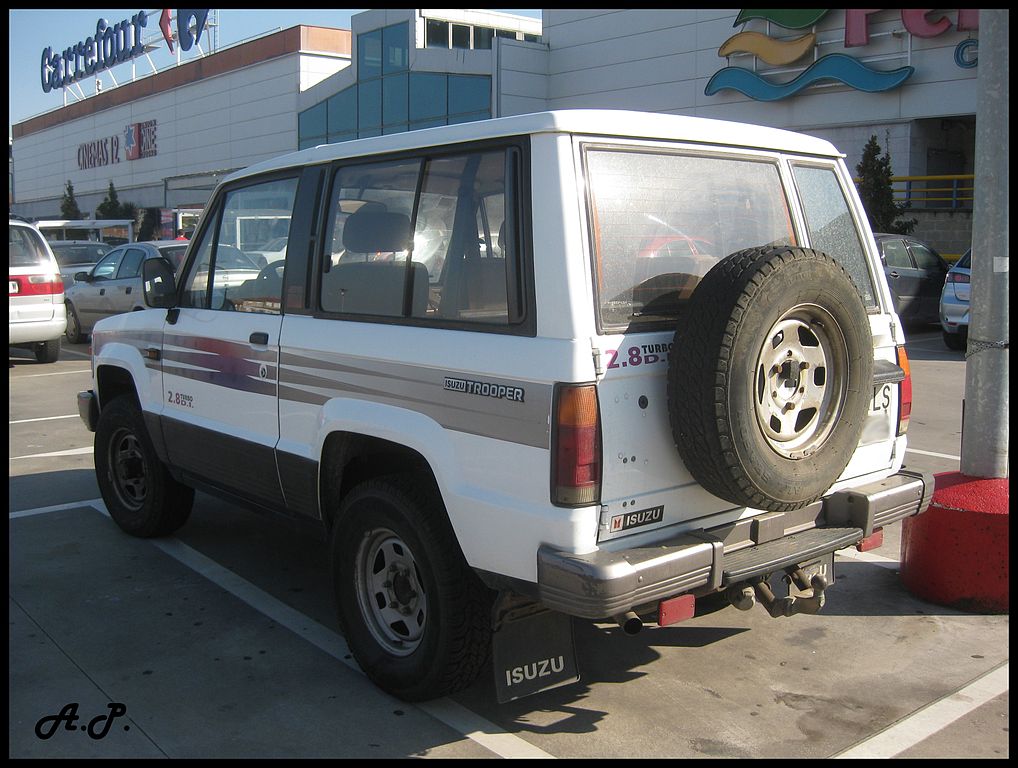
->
[258, 261, 285, 281]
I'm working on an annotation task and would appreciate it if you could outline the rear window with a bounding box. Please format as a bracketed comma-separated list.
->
[49, 243, 110, 267]
[157, 245, 189, 271]
[956, 250, 971, 269]
[582, 145, 796, 330]
[9, 225, 53, 269]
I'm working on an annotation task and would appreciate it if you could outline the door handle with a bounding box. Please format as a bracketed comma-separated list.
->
[888, 271, 899, 278]
[249, 332, 269, 345]
[125, 286, 132, 294]
[99, 288, 106, 295]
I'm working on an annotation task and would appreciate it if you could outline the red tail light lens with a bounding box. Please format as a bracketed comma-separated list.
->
[946, 272, 970, 284]
[552, 384, 602, 506]
[896, 345, 912, 436]
[10, 274, 64, 296]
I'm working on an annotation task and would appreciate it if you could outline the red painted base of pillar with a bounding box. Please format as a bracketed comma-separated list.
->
[900, 472, 1009, 613]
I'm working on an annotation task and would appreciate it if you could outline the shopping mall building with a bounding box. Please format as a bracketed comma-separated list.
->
[11, 8, 982, 253]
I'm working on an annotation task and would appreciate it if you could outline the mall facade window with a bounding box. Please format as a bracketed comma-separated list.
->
[298, 20, 492, 149]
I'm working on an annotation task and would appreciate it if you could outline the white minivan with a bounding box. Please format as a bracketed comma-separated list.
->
[78, 111, 931, 703]
[9, 215, 66, 363]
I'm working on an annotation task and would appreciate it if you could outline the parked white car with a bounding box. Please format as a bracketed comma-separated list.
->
[78, 110, 932, 703]
[9, 215, 66, 363]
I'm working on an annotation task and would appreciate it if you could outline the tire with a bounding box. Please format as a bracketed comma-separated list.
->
[35, 339, 60, 364]
[331, 476, 493, 701]
[65, 302, 86, 344]
[668, 246, 873, 511]
[942, 329, 966, 351]
[95, 396, 194, 537]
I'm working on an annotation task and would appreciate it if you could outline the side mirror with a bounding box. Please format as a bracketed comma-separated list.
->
[143, 258, 177, 308]
[74, 271, 91, 283]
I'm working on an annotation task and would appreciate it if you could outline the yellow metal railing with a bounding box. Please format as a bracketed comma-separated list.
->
[854, 174, 975, 209]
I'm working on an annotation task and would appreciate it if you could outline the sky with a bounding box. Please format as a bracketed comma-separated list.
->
[8, 9, 541, 135]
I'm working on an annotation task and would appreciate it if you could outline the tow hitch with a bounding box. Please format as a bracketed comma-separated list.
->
[726, 554, 834, 618]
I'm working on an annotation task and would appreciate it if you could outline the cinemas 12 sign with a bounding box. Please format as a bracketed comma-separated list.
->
[78, 120, 157, 170]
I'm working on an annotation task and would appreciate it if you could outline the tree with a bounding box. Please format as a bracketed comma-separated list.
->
[855, 135, 917, 235]
[94, 181, 122, 219]
[138, 207, 162, 241]
[60, 180, 82, 219]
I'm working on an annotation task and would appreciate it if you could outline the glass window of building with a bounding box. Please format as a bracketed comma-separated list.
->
[426, 19, 449, 48]
[358, 29, 382, 78]
[382, 72, 409, 127]
[382, 23, 409, 73]
[473, 27, 493, 49]
[448, 75, 489, 116]
[409, 73, 447, 122]
[327, 88, 357, 140]
[358, 79, 382, 132]
[452, 24, 470, 49]
[298, 102, 327, 150]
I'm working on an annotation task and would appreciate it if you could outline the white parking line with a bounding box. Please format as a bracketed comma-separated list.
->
[906, 447, 961, 461]
[13, 499, 554, 760]
[10, 414, 79, 424]
[11, 368, 92, 378]
[10, 446, 93, 460]
[834, 662, 1010, 758]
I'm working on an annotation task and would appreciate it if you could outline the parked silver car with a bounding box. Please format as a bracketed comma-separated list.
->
[64, 240, 190, 343]
[939, 248, 971, 350]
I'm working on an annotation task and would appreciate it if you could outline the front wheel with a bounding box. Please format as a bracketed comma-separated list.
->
[331, 476, 493, 701]
[94, 396, 193, 537]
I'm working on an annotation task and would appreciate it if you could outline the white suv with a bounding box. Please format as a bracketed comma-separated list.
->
[9, 215, 66, 363]
[78, 111, 931, 703]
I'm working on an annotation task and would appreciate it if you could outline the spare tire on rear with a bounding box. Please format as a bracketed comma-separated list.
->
[667, 246, 873, 511]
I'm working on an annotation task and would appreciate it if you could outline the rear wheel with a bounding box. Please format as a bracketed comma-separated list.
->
[942, 329, 966, 351]
[34, 339, 60, 364]
[331, 476, 493, 701]
[95, 396, 193, 537]
[65, 302, 86, 344]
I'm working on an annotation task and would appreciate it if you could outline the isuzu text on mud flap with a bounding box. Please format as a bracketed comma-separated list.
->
[77, 110, 933, 704]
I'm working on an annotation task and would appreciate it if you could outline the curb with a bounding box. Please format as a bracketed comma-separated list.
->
[899, 472, 1009, 613]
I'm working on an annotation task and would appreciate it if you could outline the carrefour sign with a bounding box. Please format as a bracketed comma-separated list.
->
[40, 9, 209, 94]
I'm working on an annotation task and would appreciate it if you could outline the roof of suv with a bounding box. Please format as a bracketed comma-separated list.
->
[227, 110, 842, 184]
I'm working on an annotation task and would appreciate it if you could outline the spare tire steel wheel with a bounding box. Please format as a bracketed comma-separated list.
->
[668, 246, 873, 511]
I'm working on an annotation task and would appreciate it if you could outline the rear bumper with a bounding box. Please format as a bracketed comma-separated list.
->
[9, 316, 66, 345]
[537, 470, 933, 619]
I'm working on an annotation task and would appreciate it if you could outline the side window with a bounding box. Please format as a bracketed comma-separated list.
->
[180, 177, 299, 313]
[91, 248, 126, 281]
[909, 242, 943, 271]
[116, 248, 146, 279]
[790, 164, 877, 308]
[319, 148, 520, 327]
[881, 239, 913, 270]
[321, 158, 420, 316]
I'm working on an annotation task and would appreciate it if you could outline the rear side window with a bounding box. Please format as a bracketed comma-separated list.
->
[583, 146, 795, 330]
[881, 239, 912, 269]
[9, 226, 53, 269]
[319, 145, 524, 328]
[790, 164, 877, 308]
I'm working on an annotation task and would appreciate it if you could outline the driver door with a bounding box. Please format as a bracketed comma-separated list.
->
[158, 174, 298, 508]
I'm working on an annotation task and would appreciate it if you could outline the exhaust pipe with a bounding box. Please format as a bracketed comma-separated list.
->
[613, 611, 643, 635]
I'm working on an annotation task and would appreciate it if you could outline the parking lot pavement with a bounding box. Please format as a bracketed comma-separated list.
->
[9, 333, 1008, 758]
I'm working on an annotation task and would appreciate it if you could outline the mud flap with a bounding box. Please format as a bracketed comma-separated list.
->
[492, 594, 580, 703]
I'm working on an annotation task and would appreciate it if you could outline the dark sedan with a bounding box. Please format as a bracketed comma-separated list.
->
[873, 233, 950, 327]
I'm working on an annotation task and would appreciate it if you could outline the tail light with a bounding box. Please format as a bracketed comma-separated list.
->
[896, 345, 912, 436]
[552, 384, 602, 506]
[946, 272, 970, 284]
[10, 274, 64, 296]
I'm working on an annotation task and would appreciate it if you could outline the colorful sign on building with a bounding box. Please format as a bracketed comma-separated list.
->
[706, 9, 979, 102]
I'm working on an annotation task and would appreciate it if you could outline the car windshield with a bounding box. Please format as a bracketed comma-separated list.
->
[9, 225, 53, 269]
[49, 243, 110, 266]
